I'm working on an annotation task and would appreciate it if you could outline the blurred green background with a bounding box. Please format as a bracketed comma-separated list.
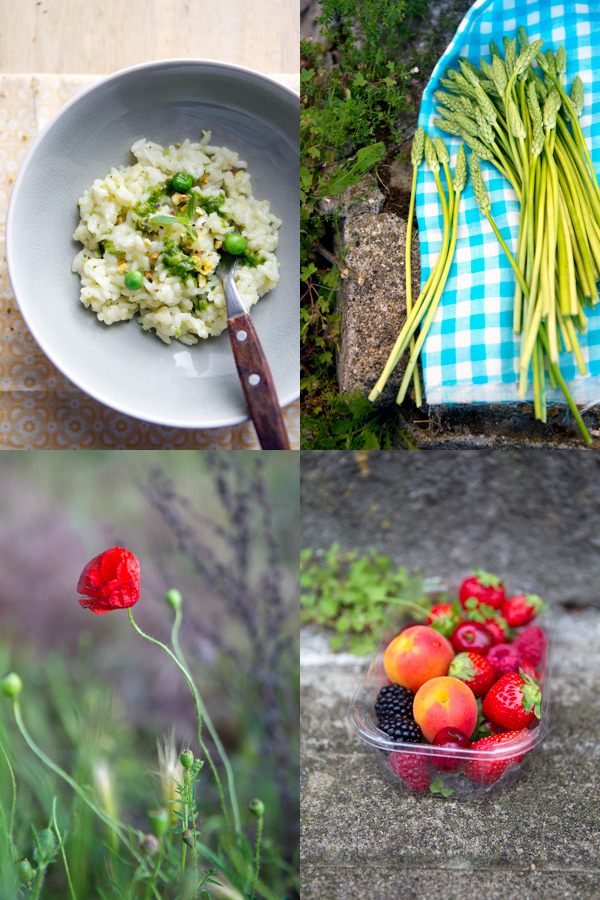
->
[0, 450, 299, 898]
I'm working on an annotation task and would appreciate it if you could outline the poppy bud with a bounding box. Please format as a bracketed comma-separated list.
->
[16, 858, 34, 884]
[165, 589, 182, 610]
[180, 749, 194, 769]
[148, 807, 170, 837]
[182, 829, 194, 848]
[141, 834, 160, 855]
[248, 798, 264, 817]
[1, 672, 22, 698]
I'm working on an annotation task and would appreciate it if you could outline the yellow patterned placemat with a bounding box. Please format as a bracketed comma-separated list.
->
[0, 73, 299, 449]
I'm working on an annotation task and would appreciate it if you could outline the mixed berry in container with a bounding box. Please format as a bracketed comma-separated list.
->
[348, 571, 551, 797]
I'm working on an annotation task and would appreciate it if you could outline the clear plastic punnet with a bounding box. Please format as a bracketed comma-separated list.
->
[347, 578, 552, 797]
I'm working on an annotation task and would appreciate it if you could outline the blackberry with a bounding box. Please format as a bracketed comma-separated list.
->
[378, 716, 424, 744]
[375, 684, 415, 722]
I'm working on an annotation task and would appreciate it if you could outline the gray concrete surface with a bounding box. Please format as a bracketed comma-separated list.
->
[301, 612, 600, 900]
[333, 177, 421, 401]
[301, 449, 600, 608]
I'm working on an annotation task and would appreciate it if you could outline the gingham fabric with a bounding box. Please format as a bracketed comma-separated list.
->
[417, 0, 600, 406]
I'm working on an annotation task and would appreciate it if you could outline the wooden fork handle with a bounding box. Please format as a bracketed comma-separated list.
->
[227, 312, 291, 449]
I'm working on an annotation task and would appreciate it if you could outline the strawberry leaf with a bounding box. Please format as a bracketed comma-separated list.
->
[472, 569, 502, 588]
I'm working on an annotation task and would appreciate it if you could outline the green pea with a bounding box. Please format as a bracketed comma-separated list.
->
[224, 233, 247, 255]
[170, 172, 193, 192]
[124, 270, 144, 290]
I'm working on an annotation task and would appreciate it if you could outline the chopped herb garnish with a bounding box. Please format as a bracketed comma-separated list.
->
[240, 250, 266, 268]
[161, 238, 198, 283]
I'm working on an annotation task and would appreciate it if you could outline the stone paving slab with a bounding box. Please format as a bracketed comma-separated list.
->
[300, 613, 600, 900]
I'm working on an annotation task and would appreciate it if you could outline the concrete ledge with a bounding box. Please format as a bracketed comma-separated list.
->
[301, 614, 600, 900]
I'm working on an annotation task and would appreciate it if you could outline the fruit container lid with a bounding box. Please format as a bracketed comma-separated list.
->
[346, 576, 552, 794]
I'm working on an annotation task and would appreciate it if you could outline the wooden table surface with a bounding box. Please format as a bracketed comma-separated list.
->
[1, 0, 298, 75]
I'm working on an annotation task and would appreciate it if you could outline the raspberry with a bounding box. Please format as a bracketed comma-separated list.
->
[514, 626, 545, 666]
[486, 642, 521, 678]
[389, 751, 430, 791]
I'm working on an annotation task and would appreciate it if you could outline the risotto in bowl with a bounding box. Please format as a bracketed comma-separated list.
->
[7, 60, 298, 428]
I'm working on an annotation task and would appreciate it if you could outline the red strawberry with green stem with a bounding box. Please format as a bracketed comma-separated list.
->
[464, 730, 527, 784]
[502, 594, 547, 627]
[482, 671, 542, 730]
[459, 570, 506, 612]
[448, 652, 495, 698]
[427, 602, 463, 638]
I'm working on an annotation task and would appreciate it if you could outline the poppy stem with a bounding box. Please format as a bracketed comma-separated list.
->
[127, 610, 239, 836]
[10, 700, 156, 891]
[169, 604, 241, 834]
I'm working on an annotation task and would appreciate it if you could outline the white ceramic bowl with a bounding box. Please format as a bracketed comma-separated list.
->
[6, 59, 299, 428]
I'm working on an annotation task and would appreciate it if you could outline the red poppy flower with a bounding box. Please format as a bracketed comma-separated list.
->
[78, 547, 140, 615]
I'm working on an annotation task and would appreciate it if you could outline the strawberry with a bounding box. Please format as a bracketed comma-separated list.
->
[519, 658, 540, 682]
[448, 652, 495, 698]
[427, 602, 463, 637]
[388, 751, 430, 791]
[458, 570, 506, 612]
[482, 672, 542, 730]
[464, 731, 527, 784]
[486, 642, 521, 678]
[513, 625, 545, 666]
[502, 593, 546, 627]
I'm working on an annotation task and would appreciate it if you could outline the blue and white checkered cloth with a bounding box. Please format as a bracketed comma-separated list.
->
[417, 0, 600, 405]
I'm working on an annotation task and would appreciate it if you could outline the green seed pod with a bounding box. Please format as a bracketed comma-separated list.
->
[164, 588, 182, 610]
[182, 829, 194, 848]
[248, 798, 265, 817]
[148, 808, 170, 837]
[504, 37, 517, 77]
[433, 118, 462, 138]
[459, 57, 481, 88]
[423, 133, 439, 173]
[434, 136, 449, 166]
[571, 75, 584, 117]
[469, 154, 490, 213]
[515, 39, 544, 79]
[475, 107, 494, 146]
[517, 26, 530, 53]
[543, 90, 560, 130]
[16, 858, 34, 885]
[479, 57, 495, 82]
[462, 133, 495, 163]
[489, 38, 502, 60]
[492, 54, 507, 95]
[411, 125, 424, 167]
[452, 144, 467, 193]
[34, 829, 57, 865]
[507, 96, 527, 140]
[180, 749, 194, 769]
[141, 834, 160, 856]
[452, 113, 478, 138]
[556, 45, 567, 76]
[1, 673, 22, 698]
[474, 81, 497, 126]
[527, 81, 544, 158]
[545, 49, 558, 79]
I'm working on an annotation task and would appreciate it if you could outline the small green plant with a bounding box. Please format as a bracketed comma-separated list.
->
[301, 0, 426, 447]
[300, 544, 431, 654]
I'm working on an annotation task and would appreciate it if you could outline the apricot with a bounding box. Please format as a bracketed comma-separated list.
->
[413, 676, 478, 743]
[383, 625, 454, 693]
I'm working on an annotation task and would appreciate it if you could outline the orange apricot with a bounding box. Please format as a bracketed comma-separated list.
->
[413, 675, 478, 743]
[383, 625, 454, 693]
